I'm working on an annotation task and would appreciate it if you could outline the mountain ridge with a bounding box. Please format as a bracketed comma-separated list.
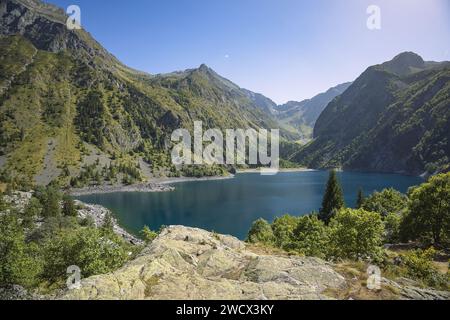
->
[294, 52, 450, 175]
[0, 0, 307, 187]
[275, 82, 352, 141]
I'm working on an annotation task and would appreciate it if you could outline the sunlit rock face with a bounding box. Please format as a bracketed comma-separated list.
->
[60, 226, 347, 300]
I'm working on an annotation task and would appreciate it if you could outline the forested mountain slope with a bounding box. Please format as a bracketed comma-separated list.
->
[293, 52, 450, 175]
[0, 0, 301, 187]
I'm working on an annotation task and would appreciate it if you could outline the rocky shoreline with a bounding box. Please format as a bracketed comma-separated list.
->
[70, 175, 235, 196]
[75, 200, 143, 245]
[70, 183, 175, 197]
[237, 168, 315, 173]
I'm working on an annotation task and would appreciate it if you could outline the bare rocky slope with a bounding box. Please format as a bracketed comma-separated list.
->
[59, 226, 450, 300]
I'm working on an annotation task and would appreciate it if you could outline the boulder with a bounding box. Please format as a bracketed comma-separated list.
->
[60, 226, 346, 300]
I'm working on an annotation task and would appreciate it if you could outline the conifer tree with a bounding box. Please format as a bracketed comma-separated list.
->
[319, 170, 345, 224]
[356, 188, 365, 209]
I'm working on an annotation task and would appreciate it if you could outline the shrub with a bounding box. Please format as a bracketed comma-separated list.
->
[0, 214, 42, 288]
[140, 226, 158, 244]
[362, 188, 408, 217]
[291, 215, 329, 258]
[271, 215, 300, 249]
[400, 248, 448, 289]
[247, 218, 274, 245]
[21, 197, 42, 228]
[62, 194, 77, 217]
[329, 208, 384, 262]
[384, 212, 402, 243]
[42, 227, 129, 283]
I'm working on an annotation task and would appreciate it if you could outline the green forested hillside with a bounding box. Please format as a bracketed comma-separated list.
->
[0, 0, 303, 188]
[293, 52, 450, 175]
[1, 0, 448, 186]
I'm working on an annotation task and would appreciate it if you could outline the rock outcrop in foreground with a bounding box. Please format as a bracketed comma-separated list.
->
[61, 226, 346, 300]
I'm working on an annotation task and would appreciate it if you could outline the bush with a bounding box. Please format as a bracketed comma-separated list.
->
[362, 188, 408, 217]
[400, 248, 448, 289]
[21, 197, 42, 228]
[384, 212, 402, 243]
[329, 208, 384, 262]
[0, 214, 42, 288]
[291, 215, 329, 258]
[271, 215, 300, 249]
[35, 186, 62, 218]
[42, 226, 129, 284]
[247, 218, 274, 245]
[62, 194, 77, 217]
[140, 226, 158, 244]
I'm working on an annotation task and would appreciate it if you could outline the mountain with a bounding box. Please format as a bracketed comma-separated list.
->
[276, 82, 352, 141]
[0, 0, 301, 186]
[293, 52, 450, 175]
[241, 88, 278, 115]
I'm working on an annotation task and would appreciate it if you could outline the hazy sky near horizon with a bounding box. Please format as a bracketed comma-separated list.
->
[47, 0, 450, 104]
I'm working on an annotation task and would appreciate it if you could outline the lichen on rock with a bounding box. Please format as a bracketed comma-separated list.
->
[60, 226, 347, 300]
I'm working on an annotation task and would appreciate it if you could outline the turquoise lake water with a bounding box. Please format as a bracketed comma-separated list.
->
[76, 171, 423, 239]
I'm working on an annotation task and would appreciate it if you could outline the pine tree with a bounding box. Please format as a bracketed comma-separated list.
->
[42, 186, 62, 218]
[356, 188, 365, 209]
[62, 194, 77, 217]
[319, 170, 345, 224]
[101, 212, 115, 236]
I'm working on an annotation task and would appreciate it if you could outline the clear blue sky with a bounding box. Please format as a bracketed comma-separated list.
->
[46, 0, 450, 104]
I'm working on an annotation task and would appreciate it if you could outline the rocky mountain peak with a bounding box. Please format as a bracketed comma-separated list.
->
[380, 51, 425, 76]
[0, 0, 121, 71]
[198, 63, 210, 72]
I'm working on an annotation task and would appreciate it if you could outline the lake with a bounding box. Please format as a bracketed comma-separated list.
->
[76, 171, 424, 240]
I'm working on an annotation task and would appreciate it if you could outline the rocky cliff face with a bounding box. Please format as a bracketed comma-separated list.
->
[58, 226, 450, 300]
[0, 0, 119, 68]
[60, 226, 346, 300]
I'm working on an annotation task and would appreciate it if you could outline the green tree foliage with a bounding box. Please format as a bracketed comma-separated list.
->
[35, 186, 62, 218]
[291, 215, 329, 258]
[0, 188, 134, 290]
[319, 170, 345, 224]
[271, 215, 300, 249]
[356, 188, 365, 209]
[362, 188, 408, 217]
[401, 173, 450, 246]
[20, 197, 42, 229]
[329, 208, 384, 261]
[62, 194, 77, 217]
[75, 90, 105, 147]
[384, 212, 402, 244]
[181, 165, 228, 178]
[247, 218, 274, 245]
[101, 212, 115, 237]
[399, 248, 448, 289]
[42, 227, 129, 283]
[140, 226, 158, 244]
[0, 214, 42, 288]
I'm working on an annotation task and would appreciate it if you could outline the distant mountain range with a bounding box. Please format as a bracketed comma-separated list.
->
[293, 52, 450, 175]
[0, 0, 448, 185]
[275, 82, 352, 141]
